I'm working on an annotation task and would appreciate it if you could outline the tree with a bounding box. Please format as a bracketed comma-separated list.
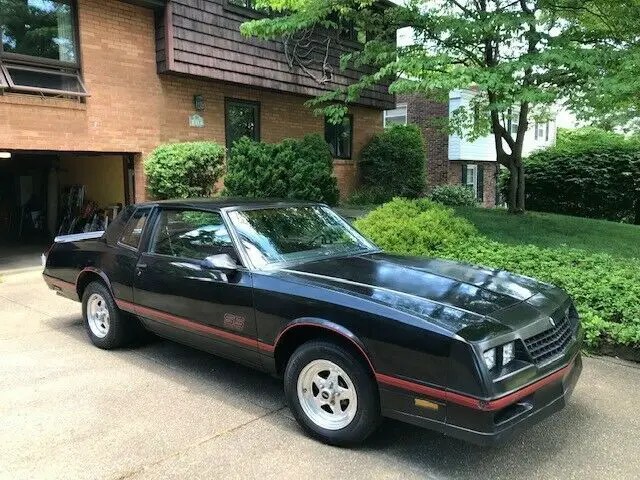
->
[242, 0, 631, 213]
[552, 0, 640, 133]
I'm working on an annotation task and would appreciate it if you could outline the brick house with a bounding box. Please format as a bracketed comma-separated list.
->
[386, 91, 557, 208]
[0, 0, 392, 239]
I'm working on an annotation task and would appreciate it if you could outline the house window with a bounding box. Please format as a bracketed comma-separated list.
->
[225, 98, 260, 152]
[325, 115, 353, 159]
[0, 0, 87, 97]
[507, 109, 519, 137]
[462, 164, 484, 202]
[534, 122, 551, 141]
[383, 104, 407, 127]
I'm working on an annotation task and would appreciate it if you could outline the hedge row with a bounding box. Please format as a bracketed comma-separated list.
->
[501, 128, 640, 224]
[354, 198, 640, 351]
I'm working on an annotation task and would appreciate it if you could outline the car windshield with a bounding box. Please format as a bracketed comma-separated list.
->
[227, 206, 377, 268]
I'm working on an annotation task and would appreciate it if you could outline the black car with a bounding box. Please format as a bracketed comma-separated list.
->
[43, 199, 583, 446]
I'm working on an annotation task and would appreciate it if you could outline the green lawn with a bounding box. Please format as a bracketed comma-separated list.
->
[453, 207, 640, 260]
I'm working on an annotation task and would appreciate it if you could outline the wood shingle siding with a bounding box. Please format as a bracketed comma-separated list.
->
[156, 0, 394, 109]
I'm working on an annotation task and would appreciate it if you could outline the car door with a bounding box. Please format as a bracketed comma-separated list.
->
[103, 206, 153, 305]
[132, 207, 259, 368]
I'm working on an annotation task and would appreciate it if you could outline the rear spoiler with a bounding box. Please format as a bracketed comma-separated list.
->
[54, 231, 105, 243]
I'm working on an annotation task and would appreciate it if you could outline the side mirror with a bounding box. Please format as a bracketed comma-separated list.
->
[202, 253, 237, 271]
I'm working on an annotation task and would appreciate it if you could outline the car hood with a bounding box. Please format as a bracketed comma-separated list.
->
[278, 252, 568, 334]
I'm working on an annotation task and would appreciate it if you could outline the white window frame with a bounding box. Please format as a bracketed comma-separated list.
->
[507, 110, 519, 137]
[464, 164, 478, 198]
[383, 103, 408, 128]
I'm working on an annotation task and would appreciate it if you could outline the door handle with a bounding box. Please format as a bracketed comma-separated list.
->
[136, 263, 147, 276]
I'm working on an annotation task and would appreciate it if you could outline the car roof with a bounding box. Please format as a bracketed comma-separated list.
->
[135, 197, 325, 211]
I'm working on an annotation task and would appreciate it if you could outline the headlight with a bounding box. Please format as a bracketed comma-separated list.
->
[502, 342, 515, 365]
[483, 348, 496, 370]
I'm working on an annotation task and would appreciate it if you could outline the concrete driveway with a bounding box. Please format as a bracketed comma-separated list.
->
[1, 270, 639, 480]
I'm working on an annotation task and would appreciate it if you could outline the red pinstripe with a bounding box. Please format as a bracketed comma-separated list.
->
[105, 296, 574, 413]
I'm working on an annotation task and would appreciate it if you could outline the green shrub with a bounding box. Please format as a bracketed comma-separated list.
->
[347, 186, 395, 206]
[555, 127, 635, 152]
[430, 184, 479, 207]
[359, 125, 427, 199]
[354, 198, 640, 350]
[144, 142, 225, 199]
[223, 134, 339, 205]
[522, 146, 640, 223]
[354, 198, 478, 255]
[503, 129, 640, 223]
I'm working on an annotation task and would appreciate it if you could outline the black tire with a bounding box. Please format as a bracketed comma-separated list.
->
[284, 340, 381, 446]
[81, 281, 135, 349]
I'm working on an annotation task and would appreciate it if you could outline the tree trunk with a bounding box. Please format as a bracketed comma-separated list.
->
[505, 156, 526, 214]
[508, 163, 518, 213]
[516, 161, 526, 213]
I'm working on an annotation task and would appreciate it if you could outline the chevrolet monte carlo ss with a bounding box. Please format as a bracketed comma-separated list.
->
[43, 199, 583, 446]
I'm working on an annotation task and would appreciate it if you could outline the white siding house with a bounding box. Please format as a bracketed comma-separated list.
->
[448, 89, 557, 162]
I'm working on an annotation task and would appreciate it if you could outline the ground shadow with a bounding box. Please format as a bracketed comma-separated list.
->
[48, 314, 595, 479]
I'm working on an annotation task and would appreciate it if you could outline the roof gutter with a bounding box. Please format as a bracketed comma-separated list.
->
[118, 0, 166, 10]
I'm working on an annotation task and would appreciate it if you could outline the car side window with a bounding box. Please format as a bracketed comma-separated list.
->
[150, 209, 239, 263]
[105, 205, 135, 247]
[119, 208, 151, 249]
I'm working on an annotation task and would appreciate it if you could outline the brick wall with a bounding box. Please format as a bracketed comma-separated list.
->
[0, 0, 382, 202]
[0, 0, 163, 156]
[448, 161, 499, 208]
[158, 76, 382, 199]
[399, 93, 449, 189]
[399, 93, 499, 207]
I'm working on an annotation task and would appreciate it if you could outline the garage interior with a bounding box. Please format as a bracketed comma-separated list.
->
[0, 151, 135, 271]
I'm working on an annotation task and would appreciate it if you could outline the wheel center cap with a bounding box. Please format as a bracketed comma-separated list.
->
[321, 390, 331, 400]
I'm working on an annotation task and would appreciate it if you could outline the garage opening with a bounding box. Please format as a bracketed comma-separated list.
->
[0, 151, 135, 271]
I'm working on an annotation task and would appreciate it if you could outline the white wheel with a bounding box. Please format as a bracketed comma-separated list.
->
[86, 293, 110, 338]
[296, 359, 358, 430]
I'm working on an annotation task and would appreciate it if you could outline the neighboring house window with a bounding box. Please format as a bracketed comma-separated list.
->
[507, 109, 519, 136]
[534, 122, 551, 141]
[0, 0, 88, 97]
[462, 164, 484, 202]
[324, 115, 353, 159]
[383, 104, 407, 127]
[225, 98, 260, 152]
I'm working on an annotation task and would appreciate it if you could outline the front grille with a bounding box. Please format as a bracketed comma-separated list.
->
[525, 312, 573, 364]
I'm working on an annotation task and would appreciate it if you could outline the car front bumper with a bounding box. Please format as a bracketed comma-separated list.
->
[380, 352, 583, 446]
